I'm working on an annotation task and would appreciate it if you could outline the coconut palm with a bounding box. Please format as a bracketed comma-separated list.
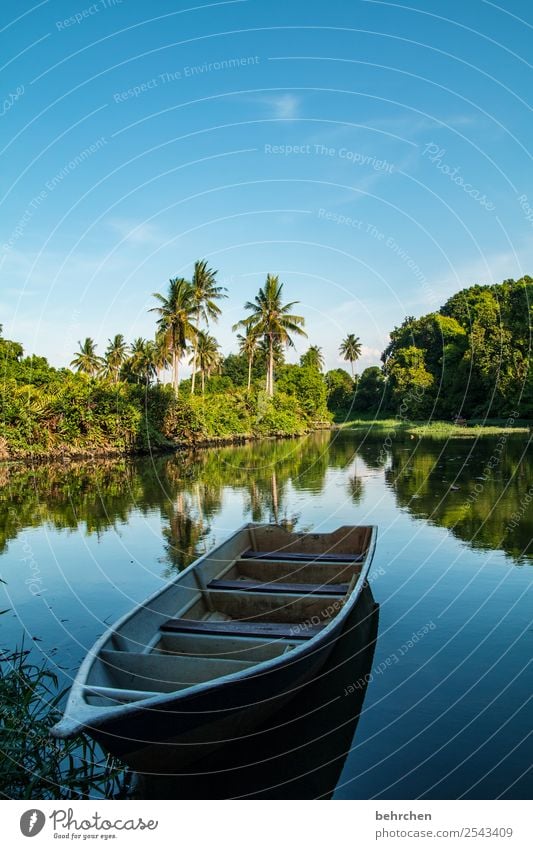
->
[152, 331, 172, 383]
[150, 278, 197, 394]
[103, 334, 128, 383]
[70, 338, 101, 376]
[189, 260, 227, 395]
[237, 326, 260, 390]
[300, 345, 324, 372]
[127, 338, 157, 385]
[233, 275, 307, 396]
[339, 334, 362, 378]
[191, 331, 221, 394]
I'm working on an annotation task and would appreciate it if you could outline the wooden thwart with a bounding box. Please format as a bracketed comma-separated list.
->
[207, 578, 349, 596]
[241, 549, 364, 563]
[160, 617, 324, 640]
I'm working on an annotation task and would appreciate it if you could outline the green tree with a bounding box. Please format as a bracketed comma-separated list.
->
[70, 338, 101, 376]
[237, 326, 260, 390]
[234, 275, 307, 396]
[152, 331, 172, 384]
[384, 346, 434, 417]
[325, 368, 355, 411]
[150, 278, 197, 394]
[339, 334, 362, 378]
[189, 260, 226, 395]
[126, 338, 157, 385]
[103, 334, 128, 383]
[192, 332, 221, 394]
[300, 345, 325, 372]
[354, 366, 386, 412]
[276, 364, 329, 420]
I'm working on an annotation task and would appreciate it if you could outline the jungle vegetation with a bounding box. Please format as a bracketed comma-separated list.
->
[0, 273, 531, 460]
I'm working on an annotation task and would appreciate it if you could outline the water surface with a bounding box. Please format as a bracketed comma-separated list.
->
[0, 431, 531, 798]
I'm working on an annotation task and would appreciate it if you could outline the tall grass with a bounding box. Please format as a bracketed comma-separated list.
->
[0, 638, 129, 799]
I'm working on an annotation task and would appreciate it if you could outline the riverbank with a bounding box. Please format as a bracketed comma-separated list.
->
[3, 416, 530, 467]
[333, 415, 531, 437]
[0, 375, 333, 465]
[0, 428, 311, 466]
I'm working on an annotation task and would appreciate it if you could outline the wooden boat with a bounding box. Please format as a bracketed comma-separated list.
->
[52, 522, 377, 772]
[137, 584, 379, 797]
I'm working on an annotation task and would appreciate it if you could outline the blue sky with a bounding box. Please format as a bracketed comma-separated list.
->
[1, 0, 532, 374]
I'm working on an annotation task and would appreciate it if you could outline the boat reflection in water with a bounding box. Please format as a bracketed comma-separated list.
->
[135, 583, 379, 799]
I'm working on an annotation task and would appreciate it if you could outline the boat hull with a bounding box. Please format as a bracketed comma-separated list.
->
[90, 612, 347, 772]
[52, 523, 378, 773]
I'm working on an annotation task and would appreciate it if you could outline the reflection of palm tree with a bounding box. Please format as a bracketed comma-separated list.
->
[162, 506, 208, 575]
[347, 473, 364, 505]
[270, 470, 279, 523]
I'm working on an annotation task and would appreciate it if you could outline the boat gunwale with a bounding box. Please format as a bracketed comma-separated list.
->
[51, 523, 377, 738]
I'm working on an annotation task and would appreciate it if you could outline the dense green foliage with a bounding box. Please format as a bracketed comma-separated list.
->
[382, 277, 533, 419]
[0, 640, 128, 798]
[1, 275, 531, 461]
[0, 330, 331, 458]
[326, 277, 533, 420]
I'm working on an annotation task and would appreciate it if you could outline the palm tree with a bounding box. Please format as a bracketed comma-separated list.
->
[70, 338, 101, 376]
[152, 331, 172, 383]
[237, 326, 259, 390]
[150, 278, 197, 394]
[339, 333, 362, 378]
[128, 338, 157, 385]
[192, 331, 221, 394]
[233, 275, 307, 396]
[300, 345, 324, 372]
[190, 260, 227, 395]
[103, 334, 128, 383]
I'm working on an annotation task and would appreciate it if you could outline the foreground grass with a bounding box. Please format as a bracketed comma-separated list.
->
[0, 640, 128, 799]
[334, 415, 531, 437]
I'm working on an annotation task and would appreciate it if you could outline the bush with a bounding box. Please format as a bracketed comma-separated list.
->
[0, 642, 128, 799]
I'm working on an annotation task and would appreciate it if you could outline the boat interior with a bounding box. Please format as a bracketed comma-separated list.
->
[82, 525, 372, 707]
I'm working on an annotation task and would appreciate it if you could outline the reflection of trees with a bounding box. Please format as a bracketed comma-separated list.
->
[2, 432, 530, 573]
[347, 474, 364, 505]
[0, 433, 337, 569]
[386, 437, 533, 563]
[0, 460, 148, 554]
[162, 494, 211, 576]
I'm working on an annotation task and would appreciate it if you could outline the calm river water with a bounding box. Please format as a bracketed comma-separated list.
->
[1, 431, 531, 799]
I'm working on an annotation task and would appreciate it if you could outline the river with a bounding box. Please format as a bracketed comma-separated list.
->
[0, 430, 531, 798]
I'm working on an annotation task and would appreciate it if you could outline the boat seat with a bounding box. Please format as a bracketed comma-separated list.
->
[206, 579, 349, 596]
[160, 618, 325, 640]
[241, 549, 363, 563]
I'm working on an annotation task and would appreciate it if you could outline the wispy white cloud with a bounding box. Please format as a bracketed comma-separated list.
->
[270, 93, 300, 119]
[241, 92, 301, 119]
[107, 218, 164, 247]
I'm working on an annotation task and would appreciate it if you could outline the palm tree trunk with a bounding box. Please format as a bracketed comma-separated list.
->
[190, 308, 201, 395]
[172, 350, 179, 395]
[350, 359, 355, 379]
[247, 354, 252, 390]
[201, 370, 205, 395]
[268, 334, 274, 397]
